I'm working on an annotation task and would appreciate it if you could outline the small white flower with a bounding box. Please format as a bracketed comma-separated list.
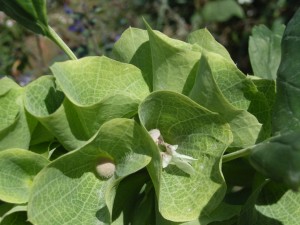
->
[165, 144, 197, 175]
[148, 129, 197, 175]
[149, 129, 161, 143]
[166, 144, 197, 163]
[238, 0, 253, 4]
[160, 152, 172, 168]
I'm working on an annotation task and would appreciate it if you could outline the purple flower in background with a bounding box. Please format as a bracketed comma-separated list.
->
[63, 4, 73, 15]
[114, 34, 121, 42]
[18, 73, 32, 86]
[64, 4, 85, 33]
[68, 19, 85, 33]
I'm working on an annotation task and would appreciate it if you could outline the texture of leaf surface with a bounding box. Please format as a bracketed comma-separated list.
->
[202, 0, 244, 22]
[139, 91, 233, 222]
[249, 131, 300, 190]
[51, 56, 149, 106]
[188, 53, 261, 148]
[0, 79, 35, 150]
[0, 0, 49, 35]
[249, 24, 285, 80]
[28, 118, 159, 225]
[239, 181, 300, 225]
[272, 9, 300, 133]
[0, 149, 49, 204]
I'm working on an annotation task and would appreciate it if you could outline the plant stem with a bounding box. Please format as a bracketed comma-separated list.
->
[222, 147, 252, 163]
[47, 26, 77, 60]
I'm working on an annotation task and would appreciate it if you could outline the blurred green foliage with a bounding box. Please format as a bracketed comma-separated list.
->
[0, 0, 299, 85]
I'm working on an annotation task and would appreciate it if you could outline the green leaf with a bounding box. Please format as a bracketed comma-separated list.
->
[28, 118, 160, 225]
[139, 91, 233, 222]
[0, 77, 20, 96]
[0, 149, 49, 204]
[0, 85, 20, 132]
[202, 0, 244, 22]
[114, 26, 202, 94]
[187, 28, 233, 63]
[247, 77, 276, 141]
[0, 79, 36, 150]
[272, 9, 300, 133]
[238, 180, 300, 225]
[188, 52, 262, 148]
[51, 56, 149, 107]
[24, 57, 150, 150]
[29, 122, 54, 146]
[52, 56, 149, 137]
[0, 0, 49, 35]
[249, 24, 285, 80]
[249, 131, 300, 191]
[24, 75, 87, 150]
[156, 201, 240, 225]
[113, 26, 266, 146]
[113, 27, 153, 91]
[145, 24, 201, 93]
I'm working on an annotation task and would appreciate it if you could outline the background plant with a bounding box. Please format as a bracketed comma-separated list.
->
[0, 1, 300, 225]
[1, 0, 299, 84]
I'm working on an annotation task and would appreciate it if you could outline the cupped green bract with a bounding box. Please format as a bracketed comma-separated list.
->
[187, 52, 262, 148]
[51, 56, 149, 107]
[139, 91, 233, 222]
[0, 78, 36, 150]
[24, 57, 150, 151]
[0, 149, 49, 204]
[187, 29, 233, 63]
[114, 25, 265, 149]
[28, 118, 160, 225]
[114, 26, 202, 93]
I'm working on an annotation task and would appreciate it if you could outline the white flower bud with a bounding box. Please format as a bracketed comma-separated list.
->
[96, 157, 116, 179]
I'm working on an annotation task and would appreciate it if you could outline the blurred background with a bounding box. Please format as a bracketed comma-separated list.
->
[0, 0, 299, 86]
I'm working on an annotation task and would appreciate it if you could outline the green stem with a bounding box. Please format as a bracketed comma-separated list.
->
[222, 147, 252, 163]
[46, 26, 77, 60]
